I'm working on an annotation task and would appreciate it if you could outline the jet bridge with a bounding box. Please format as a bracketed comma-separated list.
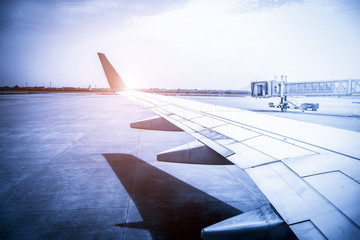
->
[251, 77, 360, 112]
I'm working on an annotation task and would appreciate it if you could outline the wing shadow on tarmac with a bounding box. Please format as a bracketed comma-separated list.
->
[104, 153, 242, 239]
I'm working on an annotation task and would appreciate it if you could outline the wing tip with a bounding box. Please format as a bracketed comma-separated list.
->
[97, 52, 127, 91]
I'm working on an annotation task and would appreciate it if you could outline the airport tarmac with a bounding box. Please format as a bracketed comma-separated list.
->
[0, 93, 282, 240]
[1, 93, 358, 239]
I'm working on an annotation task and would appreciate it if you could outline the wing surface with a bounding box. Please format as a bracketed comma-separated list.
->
[123, 90, 360, 239]
[97, 53, 360, 239]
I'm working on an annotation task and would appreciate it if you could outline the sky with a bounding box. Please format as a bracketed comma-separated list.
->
[0, 0, 359, 90]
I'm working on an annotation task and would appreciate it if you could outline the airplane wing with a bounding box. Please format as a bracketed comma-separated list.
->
[98, 53, 360, 239]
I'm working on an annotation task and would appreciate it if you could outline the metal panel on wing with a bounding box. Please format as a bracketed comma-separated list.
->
[304, 171, 360, 226]
[191, 116, 227, 129]
[246, 162, 334, 224]
[283, 153, 360, 182]
[212, 124, 261, 142]
[289, 221, 326, 240]
[176, 110, 204, 120]
[226, 142, 276, 167]
[243, 135, 317, 160]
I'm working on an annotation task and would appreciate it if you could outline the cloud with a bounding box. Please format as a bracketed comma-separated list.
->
[103, 0, 360, 88]
[0, 0, 359, 89]
[57, 0, 122, 15]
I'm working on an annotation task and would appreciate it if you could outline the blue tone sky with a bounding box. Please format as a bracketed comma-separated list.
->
[0, 0, 359, 89]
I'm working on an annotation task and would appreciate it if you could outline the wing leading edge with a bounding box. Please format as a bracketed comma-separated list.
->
[98, 53, 360, 239]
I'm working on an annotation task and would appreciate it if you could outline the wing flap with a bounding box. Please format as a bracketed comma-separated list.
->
[196, 136, 234, 158]
[289, 221, 326, 240]
[226, 143, 276, 167]
[212, 124, 261, 142]
[175, 110, 203, 119]
[246, 162, 360, 239]
[243, 135, 317, 160]
[283, 153, 360, 182]
[304, 171, 360, 226]
[246, 162, 326, 224]
[191, 116, 227, 129]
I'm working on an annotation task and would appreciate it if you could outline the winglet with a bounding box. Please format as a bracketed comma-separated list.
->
[97, 52, 127, 91]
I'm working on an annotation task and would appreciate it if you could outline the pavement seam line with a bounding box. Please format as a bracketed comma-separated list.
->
[0, 108, 119, 200]
[123, 108, 144, 238]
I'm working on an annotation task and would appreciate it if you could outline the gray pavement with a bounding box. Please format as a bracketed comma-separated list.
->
[0, 93, 269, 239]
[183, 96, 360, 132]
